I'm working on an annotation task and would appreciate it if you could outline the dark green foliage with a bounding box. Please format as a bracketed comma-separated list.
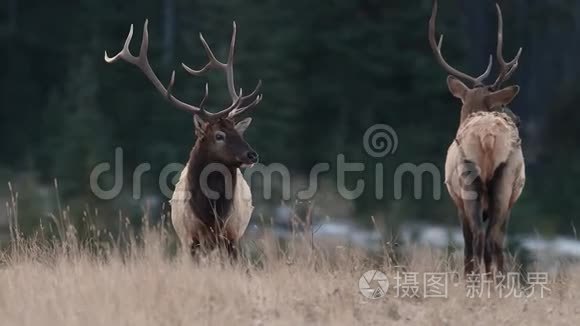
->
[0, 0, 578, 236]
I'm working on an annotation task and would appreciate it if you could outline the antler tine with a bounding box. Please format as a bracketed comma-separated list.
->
[225, 21, 238, 100]
[181, 22, 239, 101]
[239, 80, 262, 101]
[199, 83, 210, 108]
[181, 21, 262, 119]
[429, 0, 492, 87]
[492, 3, 523, 90]
[227, 81, 263, 118]
[105, 20, 210, 118]
[209, 88, 246, 120]
[104, 24, 138, 64]
[228, 94, 263, 118]
[182, 34, 227, 74]
[477, 55, 493, 82]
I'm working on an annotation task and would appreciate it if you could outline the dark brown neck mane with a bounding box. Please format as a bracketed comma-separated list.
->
[187, 142, 238, 233]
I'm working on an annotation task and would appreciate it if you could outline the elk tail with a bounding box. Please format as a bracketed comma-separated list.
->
[479, 133, 496, 182]
[481, 133, 496, 154]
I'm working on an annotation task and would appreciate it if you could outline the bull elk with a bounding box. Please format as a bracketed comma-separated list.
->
[429, 1, 525, 276]
[105, 21, 262, 258]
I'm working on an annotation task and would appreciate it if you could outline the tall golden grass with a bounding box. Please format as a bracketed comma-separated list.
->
[1, 188, 578, 325]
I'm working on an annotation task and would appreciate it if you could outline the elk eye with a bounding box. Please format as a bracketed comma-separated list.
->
[215, 131, 226, 142]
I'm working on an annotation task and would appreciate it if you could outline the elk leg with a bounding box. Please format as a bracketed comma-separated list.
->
[495, 217, 508, 274]
[484, 219, 493, 274]
[190, 239, 201, 258]
[484, 210, 506, 276]
[461, 201, 485, 275]
[228, 241, 239, 260]
[225, 240, 239, 260]
[460, 210, 475, 276]
[487, 212, 509, 275]
[487, 163, 510, 276]
[461, 174, 485, 275]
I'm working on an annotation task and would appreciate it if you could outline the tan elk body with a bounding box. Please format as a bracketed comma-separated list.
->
[429, 1, 526, 275]
[105, 21, 262, 257]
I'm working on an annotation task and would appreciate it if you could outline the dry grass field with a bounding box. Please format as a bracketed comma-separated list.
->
[0, 222, 578, 326]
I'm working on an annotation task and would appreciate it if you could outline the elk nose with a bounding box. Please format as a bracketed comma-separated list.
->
[247, 151, 258, 163]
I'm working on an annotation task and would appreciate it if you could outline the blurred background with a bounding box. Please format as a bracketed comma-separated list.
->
[0, 0, 579, 259]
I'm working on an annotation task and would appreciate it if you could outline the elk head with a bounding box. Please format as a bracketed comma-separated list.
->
[429, 0, 522, 124]
[193, 113, 257, 167]
[104, 20, 262, 168]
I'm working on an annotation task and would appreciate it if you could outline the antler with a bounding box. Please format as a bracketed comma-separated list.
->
[105, 20, 255, 121]
[182, 22, 262, 119]
[429, 0, 493, 87]
[105, 20, 216, 119]
[490, 3, 523, 90]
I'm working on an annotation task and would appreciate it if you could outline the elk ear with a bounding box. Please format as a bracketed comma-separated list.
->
[193, 115, 207, 136]
[447, 76, 469, 101]
[235, 117, 252, 135]
[485, 85, 520, 108]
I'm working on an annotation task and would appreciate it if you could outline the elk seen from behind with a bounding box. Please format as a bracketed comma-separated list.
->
[429, 1, 526, 276]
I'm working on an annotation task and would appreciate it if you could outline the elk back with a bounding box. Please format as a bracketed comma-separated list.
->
[444, 111, 525, 209]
